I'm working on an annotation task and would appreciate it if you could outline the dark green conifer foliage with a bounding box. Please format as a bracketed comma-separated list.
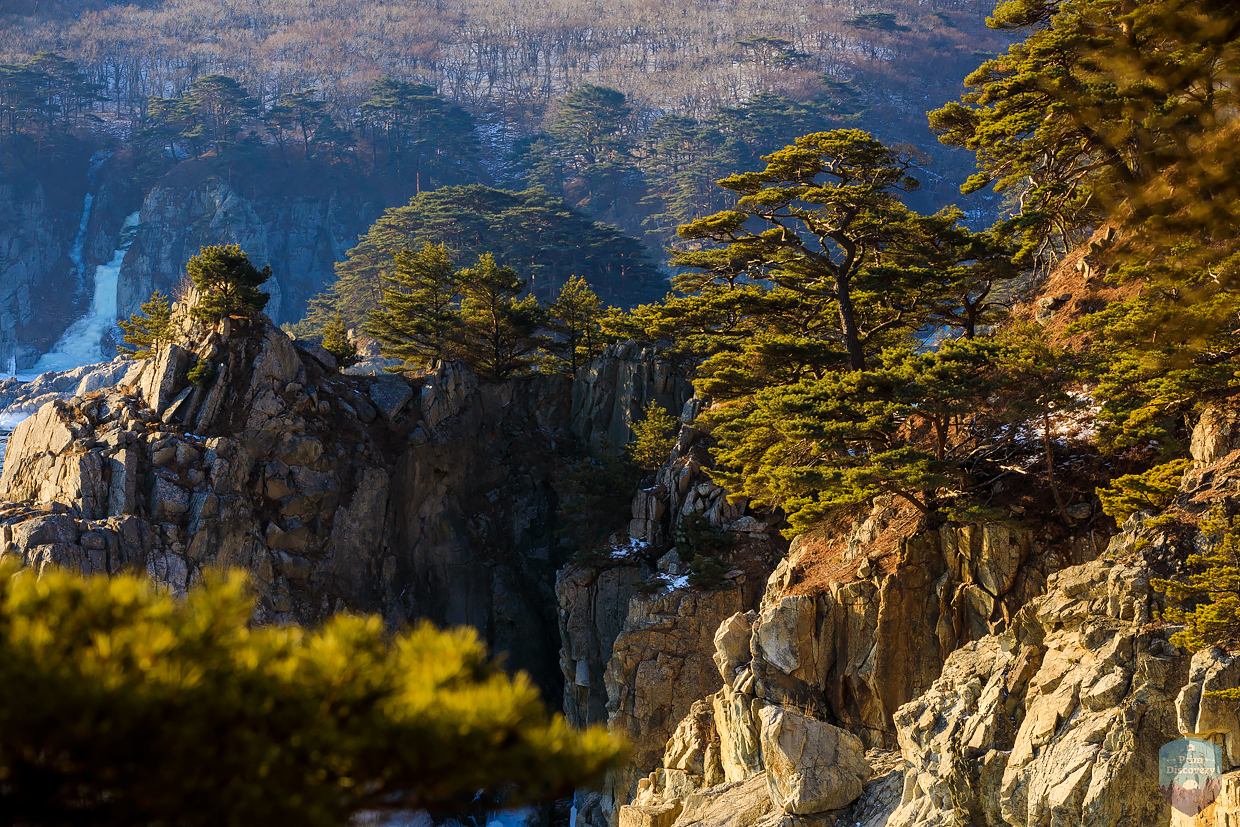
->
[546, 275, 607, 375]
[187, 245, 271, 323]
[673, 130, 941, 372]
[0, 566, 625, 826]
[705, 338, 1005, 532]
[990, 327, 1084, 522]
[1097, 459, 1191, 522]
[319, 315, 358, 367]
[366, 242, 461, 368]
[301, 186, 658, 333]
[268, 89, 329, 160]
[456, 254, 543, 379]
[117, 289, 173, 358]
[178, 74, 260, 157]
[625, 401, 680, 473]
[1155, 508, 1240, 654]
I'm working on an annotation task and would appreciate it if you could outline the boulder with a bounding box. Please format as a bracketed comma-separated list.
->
[663, 699, 724, 784]
[150, 477, 189, 520]
[619, 801, 683, 827]
[758, 706, 869, 815]
[713, 612, 754, 687]
[140, 343, 191, 413]
[370, 376, 414, 420]
[668, 774, 772, 827]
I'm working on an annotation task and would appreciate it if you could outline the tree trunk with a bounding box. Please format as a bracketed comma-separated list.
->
[836, 276, 865, 370]
[1042, 409, 1070, 522]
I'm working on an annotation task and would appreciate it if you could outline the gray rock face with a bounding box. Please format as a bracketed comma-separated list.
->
[118, 182, 378, 326]
[572, 342, 695, 456]
[369, 376, 414, 420]
[0, 182, 77, 367]
[0, 317, 691, 707]
[887, 558, 1181, 827]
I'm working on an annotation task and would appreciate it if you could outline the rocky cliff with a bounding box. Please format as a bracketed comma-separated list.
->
[0, 310, 692, 701]
[119, 181, 382, 326]
[547, 397, 1240, 827]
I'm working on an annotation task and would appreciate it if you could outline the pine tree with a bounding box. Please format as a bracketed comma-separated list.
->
[178, 74, 259, 157]
[673, 130, 941, 372]
[546, 275, 606, 375]
[0, 566, 625, 825]
[705, 338, 1004, 531]
[187, 245, 271, 323]
[319, 314, 358, 368]
[626, 401, 679, 473]
[1097, 459, 1191, 522]
[117, 289, 173, 358]
[268, 88, 328, 160]
[366, 243, 461, 369]
[1155, 508, 1240, 651]
[457, 254, 543, 379]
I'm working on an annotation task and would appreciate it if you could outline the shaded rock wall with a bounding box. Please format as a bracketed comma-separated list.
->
[119, 182, 380, 326]
[0, 181, 79, 366]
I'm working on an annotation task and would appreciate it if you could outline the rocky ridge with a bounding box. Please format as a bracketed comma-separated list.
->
[0, 308, 692, 699]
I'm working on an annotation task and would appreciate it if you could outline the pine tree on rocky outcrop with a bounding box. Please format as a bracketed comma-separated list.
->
[1156, 508, 1240, 653]
[546, 275, 606, 375]
[366, 242, 461, 368]
[117, 289, 173, 358]
[178, 74, 260, 157]
[268, 88, 329, 160]
[0, 566, 624, 825]
[673, 129, 952, 372]
[626, 401, 679, 473]
[456, 254, 543, 379]
[187, 244, 271, 323]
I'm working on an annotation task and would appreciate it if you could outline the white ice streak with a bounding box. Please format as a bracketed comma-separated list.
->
[35, 210, 141, 373]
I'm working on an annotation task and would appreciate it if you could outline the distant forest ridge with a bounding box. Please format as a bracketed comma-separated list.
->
[1, 0, 1010, 127]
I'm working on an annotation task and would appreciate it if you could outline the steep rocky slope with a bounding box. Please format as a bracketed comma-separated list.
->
[551, 400, 1240, 827]
[0, 307, 691, 700]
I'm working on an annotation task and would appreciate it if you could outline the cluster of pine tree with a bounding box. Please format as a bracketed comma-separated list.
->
[366, 244, 618, 380]
[135, 73, 477, 188]
[299, 185, 663, 333]
[510, 83, 861, 245]
[0, 51, 101, 155]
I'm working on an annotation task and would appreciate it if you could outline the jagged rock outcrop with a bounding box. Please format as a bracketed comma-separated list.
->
[0, 312, 692, 701]
[119, 182, 380, 326]
[888, 557, 1180, 827]
[881, 402, 1240, 827]
[741, 500, 1104, 748]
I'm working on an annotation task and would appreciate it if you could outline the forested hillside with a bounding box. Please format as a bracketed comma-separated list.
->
[0, 0, 1013, 237]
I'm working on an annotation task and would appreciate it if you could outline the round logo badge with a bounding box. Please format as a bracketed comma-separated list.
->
[1160, 737, 1223, 816]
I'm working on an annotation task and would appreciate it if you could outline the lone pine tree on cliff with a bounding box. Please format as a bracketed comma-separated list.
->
[188, 244, 271, 323]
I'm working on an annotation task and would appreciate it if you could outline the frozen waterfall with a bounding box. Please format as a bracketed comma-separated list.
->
[34, 210, 142, 373]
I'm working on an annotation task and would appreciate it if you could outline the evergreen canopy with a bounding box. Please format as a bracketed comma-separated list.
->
[0, 566, 624, 827]
[300, 185, 661, 333]
[187, 244, 271, 322]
